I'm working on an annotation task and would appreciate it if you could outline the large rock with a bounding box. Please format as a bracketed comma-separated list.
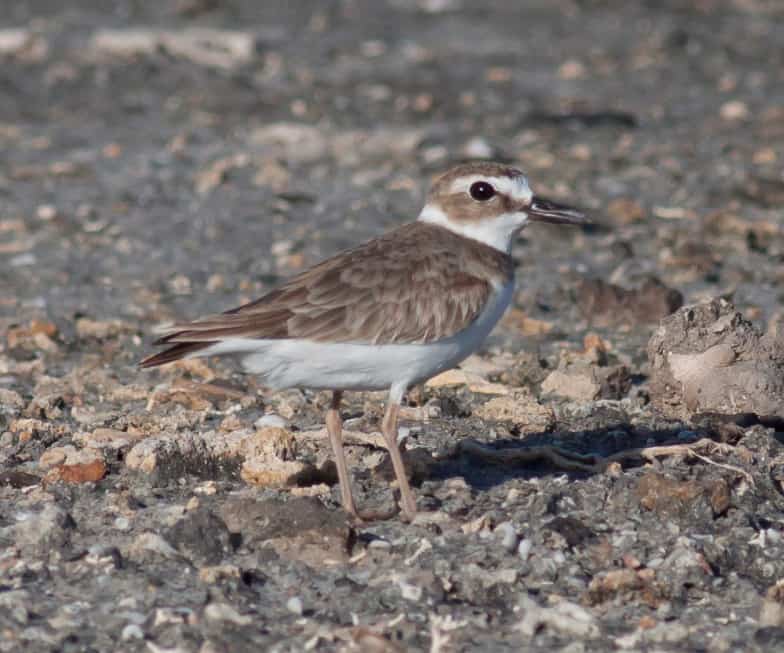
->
[647, 299, 784, 419]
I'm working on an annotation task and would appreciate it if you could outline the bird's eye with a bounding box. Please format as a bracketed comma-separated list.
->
[469, 181, 496, 201]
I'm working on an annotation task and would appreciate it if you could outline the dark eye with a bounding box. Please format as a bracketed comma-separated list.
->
[469, 181, 496, 201]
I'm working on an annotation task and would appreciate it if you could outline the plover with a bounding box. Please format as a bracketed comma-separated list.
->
[140, 161, 586, 520]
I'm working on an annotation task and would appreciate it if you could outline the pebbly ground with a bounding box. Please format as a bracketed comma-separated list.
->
[2, 0, 784, 651]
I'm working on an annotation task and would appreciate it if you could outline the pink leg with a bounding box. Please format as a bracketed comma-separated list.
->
[325, 391, 358, 517]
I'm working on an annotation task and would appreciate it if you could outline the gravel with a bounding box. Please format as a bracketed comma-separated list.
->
[2, 0, 784, 651]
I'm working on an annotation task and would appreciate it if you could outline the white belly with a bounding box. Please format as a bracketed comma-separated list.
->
[201, 281, 514, 392]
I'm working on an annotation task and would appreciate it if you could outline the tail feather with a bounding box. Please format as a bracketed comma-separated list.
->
[139, 341, 214, 368]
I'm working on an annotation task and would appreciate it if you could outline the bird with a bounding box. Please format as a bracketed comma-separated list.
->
[140, 161, 587, 520]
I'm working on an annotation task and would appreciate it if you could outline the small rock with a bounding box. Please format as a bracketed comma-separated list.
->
[391, 570, 444, 605]
[121, 624, 144, 641]
[720, 100, 749, 121]
[240, 457, 316, 488]
[250, 122, 327, 163]
[51, 459, 107, 484]
[90, 28, 257, 70]
[517, 594, 600, 639]
[254, 414, 289, 429]
[457, 563, 518, 603]
[74, 428, 145, 450]
[636, 472, 726, 522]
[0, 470, 40, 488]
[761, 580, 784, 627]
[0, 29, 47, 61]
[708, 478, 731, 517]
[204, 603, 252, 625]
[223, 426, 297, 460]
[0, 388, 24, 414]
[41, 446, 107, 483]
[585, 568, 643, 604]
[75, 317, 130, 340]
[14, 504, 75, 557]
[6, 319, 58, 348]
[501, 308, 554, 336]
[426, 369, 486, 389]
[473, 390, 555, 432]
[39, 445, 75, 470]
[286, 597, 303, 615]
[461, 136, 497, 160]
[114, 517, 131, 531]
[126, 436, 171, 473]
[636, 472, 694, 512]
[558, 58, 585, 79]
[493, 522, 519, 553]
[541, 351, 631, 402]
[128, 532, 179, 560]
[219, 496, 354, 566]
[166, 507, 233, 565]
[606, 198, 646, 225]
[0, 590, 30, 624]
[253, 157, 291, 192]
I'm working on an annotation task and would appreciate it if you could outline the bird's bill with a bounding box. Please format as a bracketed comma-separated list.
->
[527, 196, 588, 225]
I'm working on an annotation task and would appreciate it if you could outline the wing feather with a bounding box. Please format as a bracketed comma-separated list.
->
[144, 223, 514, 364]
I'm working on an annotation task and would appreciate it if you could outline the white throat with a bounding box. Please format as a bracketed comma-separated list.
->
[418, 204, 527, 253]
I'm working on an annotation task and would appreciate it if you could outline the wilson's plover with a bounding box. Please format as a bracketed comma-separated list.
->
[141, 161, 587, 520]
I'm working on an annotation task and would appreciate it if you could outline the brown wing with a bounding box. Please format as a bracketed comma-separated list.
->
[141, 223, 511, 366]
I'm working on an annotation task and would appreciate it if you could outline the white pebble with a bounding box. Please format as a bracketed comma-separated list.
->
[255, 414, 288, 429]
[494, 521, 519, 553]
[368, 538, 392, 551]
[518, 538, 533, 560]
[114, 517, 130, 531]
[10, 254, 36, 267]
[121, 624, 144, 641]
[286, 597, 303, 615]
[462, 136, 495, 159]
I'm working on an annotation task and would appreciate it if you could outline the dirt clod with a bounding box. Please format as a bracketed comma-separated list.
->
[648, 299, 784, 419]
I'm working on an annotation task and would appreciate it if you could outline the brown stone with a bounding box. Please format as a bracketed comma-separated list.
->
[473, 391, 555, 433]
[6, 319, 58, 348]
[636, 472, 731, 520]
[500, 308, 554, 335]
[636, 472, 703, 514]
[585, 568, 663, 607]
[541, 350, 631, 402]
[75, 317, 130, 339]
[708, 479, 731, 517]
[219, 496, 354, 567]
[74, 428, 147, 450]
[49, 459, 107, 483]
[606, 198, 646, 225]
[240, 458, 316, 487]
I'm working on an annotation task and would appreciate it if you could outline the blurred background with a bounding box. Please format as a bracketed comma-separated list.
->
[2, 0, 782, 348]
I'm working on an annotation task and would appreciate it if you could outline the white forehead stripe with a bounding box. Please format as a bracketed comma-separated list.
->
[449, 174, 532, 203]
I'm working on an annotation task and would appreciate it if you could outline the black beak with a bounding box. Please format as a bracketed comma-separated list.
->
[527, 195, 588, 225]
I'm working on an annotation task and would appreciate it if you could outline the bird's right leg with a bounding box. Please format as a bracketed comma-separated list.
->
[325, 390, 358, 517]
